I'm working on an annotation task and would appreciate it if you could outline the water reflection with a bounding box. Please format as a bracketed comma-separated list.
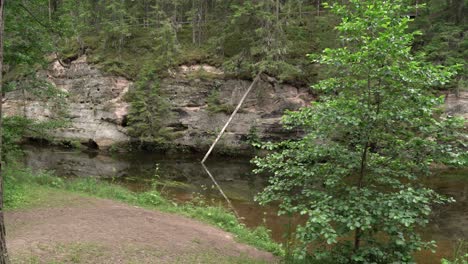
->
[202, 163, 240, 218]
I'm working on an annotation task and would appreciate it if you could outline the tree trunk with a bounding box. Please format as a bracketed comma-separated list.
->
[0, 0, 9, 262]
[202, 72, 262, 163]
[353, 142, 368, 254]
[454, 0, 464, 24]
[173, 0, 177, 25]
[276, 0, 280, 22]
[299, 2, 302, 20]
[415, 0, 419, 16]
[317, 0, 320, 17]
[48, 0, 52, 22]
[144, 0, 148, 27]
[197, 0, 202, 46]
[192, 0, 196, 44]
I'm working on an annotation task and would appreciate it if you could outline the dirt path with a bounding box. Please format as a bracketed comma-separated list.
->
[6, 193, 276, 263]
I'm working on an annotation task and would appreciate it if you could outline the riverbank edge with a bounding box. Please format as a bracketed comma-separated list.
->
[4, 165, 284, 257]
[21, 138, 262, 159]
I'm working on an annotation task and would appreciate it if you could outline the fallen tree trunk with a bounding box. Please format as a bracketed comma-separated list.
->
[201, 72, 262, 163]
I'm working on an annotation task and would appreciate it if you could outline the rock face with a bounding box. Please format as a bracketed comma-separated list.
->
[445, 91, 468, 121]
[445, 92, 468, 145]
[162, 72, 312, 151]
[5, 56, 313, 151]
[4, 56, 130, 148]
[5, 56, 467, 151]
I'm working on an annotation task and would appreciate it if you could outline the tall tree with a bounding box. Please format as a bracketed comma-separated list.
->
[102, 0, 132, 52]
[0, 0, 8, 261]
[223, 0, 300, 80]
[126, 68, 173, 146]
[254, 0, 464, 262]
[189, 0, 204, 46]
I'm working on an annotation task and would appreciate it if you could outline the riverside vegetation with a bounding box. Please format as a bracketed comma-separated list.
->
[254, 0, 465, 262]
[1, 0, 467, 263]
[4, 163, 282, 257]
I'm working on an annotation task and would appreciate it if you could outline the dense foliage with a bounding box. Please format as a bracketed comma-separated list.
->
[3, 0, 465, 146]
[412, 0, 467, 94]
[0, 0, 466, 263]
[32, 0, 463, 83]
[254, 0, 465, 262]
[126, 66, 173, 145]
[4, 0, 465, 88]
[1, 0, 70, 160]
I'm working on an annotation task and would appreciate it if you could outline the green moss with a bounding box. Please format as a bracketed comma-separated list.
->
[78, 34, 155, 80]
[176, 46, 224, 67]
[59, 28, 226, 82]
[108, 142, 132, 153]
[59, 41, 80, 61]
[61, 140, 83, 149]
[3, 65, 37, 83]
[186, 68, 223, 81]
[206, 89, 235, 114]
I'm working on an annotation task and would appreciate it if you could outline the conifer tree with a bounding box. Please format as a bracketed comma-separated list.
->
[126, 68, 172, 145]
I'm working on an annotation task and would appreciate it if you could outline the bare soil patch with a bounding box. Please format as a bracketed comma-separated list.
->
[6, 193, 276, 263]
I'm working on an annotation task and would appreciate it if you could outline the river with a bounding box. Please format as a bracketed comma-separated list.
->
[22, 145, 467, 263]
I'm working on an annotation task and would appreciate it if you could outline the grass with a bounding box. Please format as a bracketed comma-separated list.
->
[4, 164, 283, 257]
[206, 89, 235, 114]
[12, 242, 108, 264]
[441, 240, 468, 264]
[173, 252, 272, 264]
[12, 242, 271, 264]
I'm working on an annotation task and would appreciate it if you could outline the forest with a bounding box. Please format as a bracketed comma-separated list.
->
[0, 0, 467, 263]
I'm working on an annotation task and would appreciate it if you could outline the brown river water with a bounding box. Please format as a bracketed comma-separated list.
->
[22, 146, 467, 263]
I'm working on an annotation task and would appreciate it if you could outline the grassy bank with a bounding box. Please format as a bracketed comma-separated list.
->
[4, 164, 283, 257]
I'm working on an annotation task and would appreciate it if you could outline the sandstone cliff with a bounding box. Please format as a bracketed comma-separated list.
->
[6, 56, 465, 151]
[5, 56, 312, 151]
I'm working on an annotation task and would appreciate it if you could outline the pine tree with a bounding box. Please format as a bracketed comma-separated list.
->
[126, 67, 172, 145]
[223, 0, 300, 80]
